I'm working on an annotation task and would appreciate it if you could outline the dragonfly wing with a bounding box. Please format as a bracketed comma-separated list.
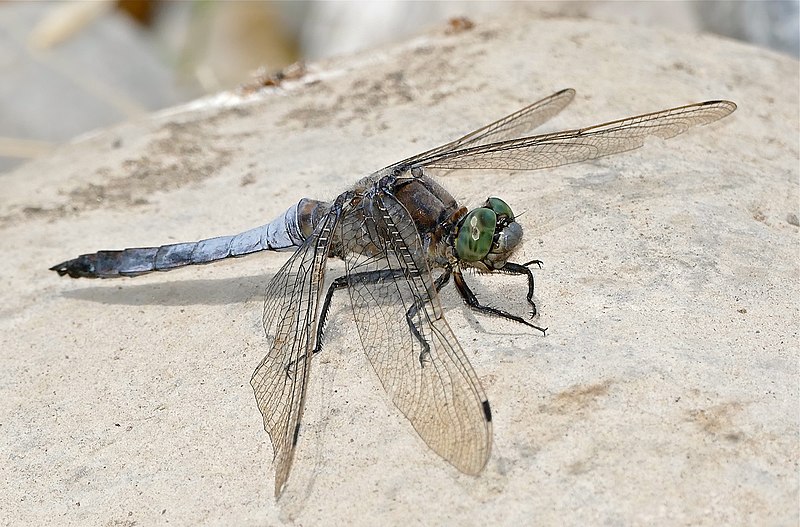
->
[392, 88, 575, 169]
[251, 204, 340, 497]
[339, 192, 492, 474]
[411, 99, 737, 171]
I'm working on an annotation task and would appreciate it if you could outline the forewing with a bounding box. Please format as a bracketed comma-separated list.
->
[339, 193, 492, 475]
[411, 99, 737, 171]
[392, 88, 575, 169]
[251, 206, 339, 497]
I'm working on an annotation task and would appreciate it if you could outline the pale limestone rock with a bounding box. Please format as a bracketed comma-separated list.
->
[1, 14, 797, 526]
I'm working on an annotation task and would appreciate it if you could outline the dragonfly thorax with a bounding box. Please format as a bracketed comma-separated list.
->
[454, 197, 522, 271]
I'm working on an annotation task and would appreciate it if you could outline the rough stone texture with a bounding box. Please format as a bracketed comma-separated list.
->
[1, 14, 797, 527]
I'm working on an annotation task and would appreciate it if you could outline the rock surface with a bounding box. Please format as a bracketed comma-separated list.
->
[1, 14, 797, 527]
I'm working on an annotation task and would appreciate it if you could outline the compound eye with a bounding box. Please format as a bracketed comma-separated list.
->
[455, 208, 497, 262]
[485, 197, 514, 222]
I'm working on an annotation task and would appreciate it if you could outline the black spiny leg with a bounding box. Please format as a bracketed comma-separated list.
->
[453, 267, 547, 336]
[284, 275, 347, 377]
[500, 260, 542, 317]
[285, 269, 405, 376]
[313, 276, 349, 354]
[405, 269, 452, 367]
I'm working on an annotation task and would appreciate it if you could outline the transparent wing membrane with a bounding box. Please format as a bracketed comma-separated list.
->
[395, 88, 576, 167]
[339, 193, 492, 474]
[251, 206, 340, 496]
[406, 99, 736, 171]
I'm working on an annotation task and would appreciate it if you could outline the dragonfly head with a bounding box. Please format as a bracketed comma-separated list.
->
[454, 197, 522, 271]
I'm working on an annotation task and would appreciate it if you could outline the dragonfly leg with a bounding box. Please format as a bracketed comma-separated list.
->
[501, 260, 542, 317]
[283, 275, 349, 378]
[453, 268, 547, 336]
[406, 310, 431, 368]
[313, 276, 350, 354]
[286, 268, 453, 374]
[284, 269, 408, 376]
[405, 270, 452, 368]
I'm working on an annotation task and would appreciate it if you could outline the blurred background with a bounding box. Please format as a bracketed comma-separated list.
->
[1, 0, 798, 174]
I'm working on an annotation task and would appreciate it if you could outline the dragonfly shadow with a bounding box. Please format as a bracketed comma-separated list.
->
[59, 274, 270, 307]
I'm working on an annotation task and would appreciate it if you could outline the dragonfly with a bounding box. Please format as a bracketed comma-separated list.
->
[51, 89, 736, 497]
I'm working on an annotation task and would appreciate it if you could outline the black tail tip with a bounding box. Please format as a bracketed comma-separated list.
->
[49, 262, 70, 276]
[49, 257, 98, 278]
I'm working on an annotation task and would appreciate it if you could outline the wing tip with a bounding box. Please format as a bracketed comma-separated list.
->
[274, 479, 286, 498]
[702, 99, 737, 113]
[482, 399, 492, 422]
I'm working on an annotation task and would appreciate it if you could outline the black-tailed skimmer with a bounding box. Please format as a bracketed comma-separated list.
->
[51, 89, 736, 496]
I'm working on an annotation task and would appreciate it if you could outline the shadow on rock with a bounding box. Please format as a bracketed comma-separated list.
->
[59, 274, 271, 307]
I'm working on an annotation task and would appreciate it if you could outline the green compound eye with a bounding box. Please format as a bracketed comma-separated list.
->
[456, 208, 497, 262]
[485, 197, 514, 222]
